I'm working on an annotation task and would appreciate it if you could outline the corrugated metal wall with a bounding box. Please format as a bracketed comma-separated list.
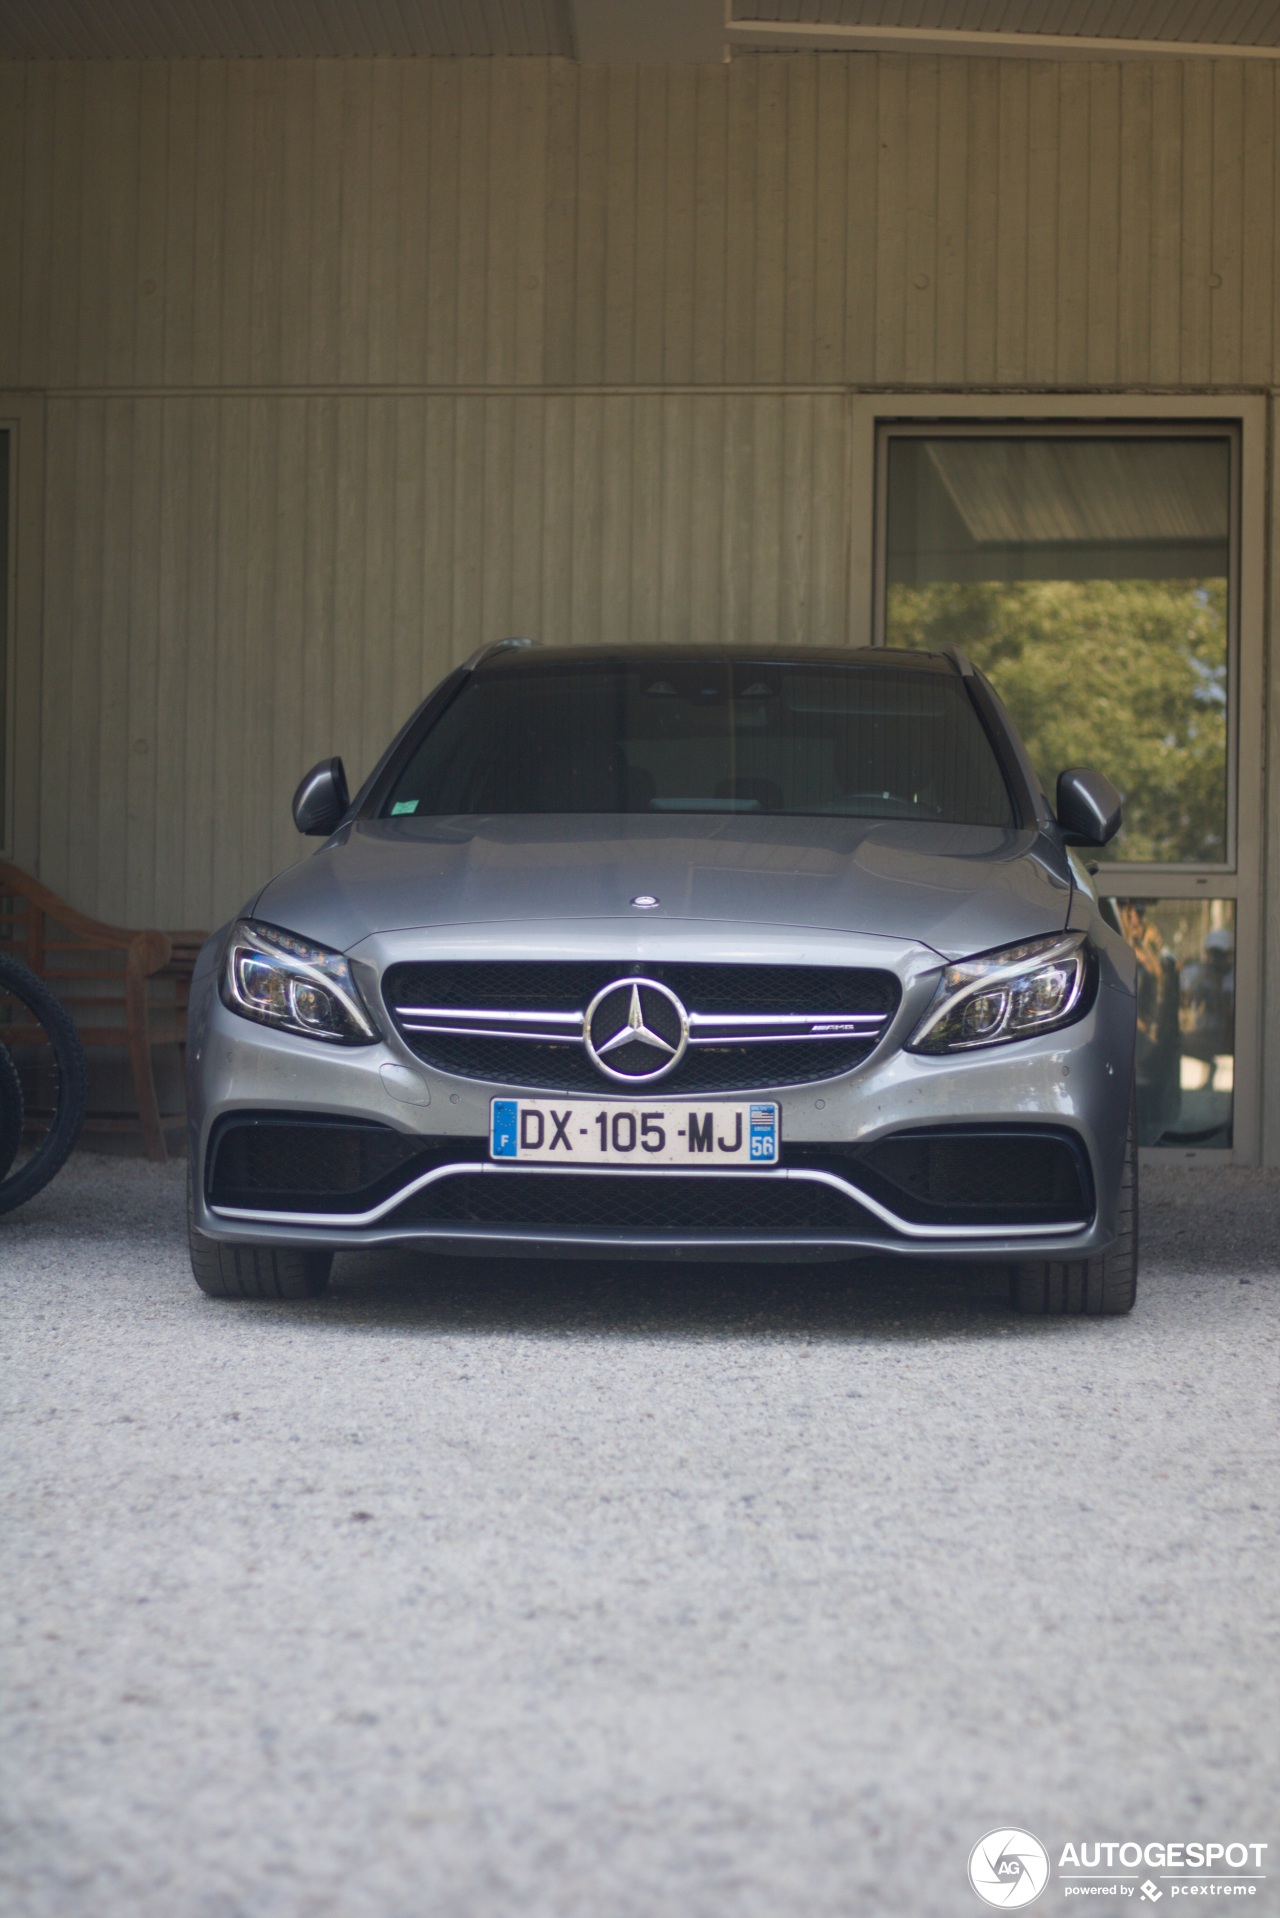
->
[33, 391, 846, 926]
[3, 55, 1276, 392]
[1, 53, 1277, 933]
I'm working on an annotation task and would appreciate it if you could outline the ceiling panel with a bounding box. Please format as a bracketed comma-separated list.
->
[0, 0, 577, 59]
[735, 0, 1280, 47]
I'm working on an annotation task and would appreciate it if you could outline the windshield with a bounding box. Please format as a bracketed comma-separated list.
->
[382, 659, 1015, 825]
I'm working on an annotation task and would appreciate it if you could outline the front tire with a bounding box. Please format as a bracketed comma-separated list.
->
[188, 1185, 331, 1300]
[1010, 1097, 1138, 1317]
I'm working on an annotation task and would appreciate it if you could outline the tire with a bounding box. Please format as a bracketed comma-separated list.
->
[1010, 1096, 1138, 1318]
[187, 1182, 332, 1301]
[0, 956, 88, 1215]
[0, 1041, 24, 1183]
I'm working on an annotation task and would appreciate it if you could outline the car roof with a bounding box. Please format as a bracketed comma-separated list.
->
[476, 643, 959, 676]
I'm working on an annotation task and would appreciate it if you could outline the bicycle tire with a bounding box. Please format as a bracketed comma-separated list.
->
[0, 1040, 23, 1183]
[0, 954, 88, 1215]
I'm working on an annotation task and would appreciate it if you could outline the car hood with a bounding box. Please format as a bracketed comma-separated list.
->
[251, 815, 1074, 962]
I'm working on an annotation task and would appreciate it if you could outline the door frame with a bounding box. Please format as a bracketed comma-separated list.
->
[849, 392, 1268, 1168]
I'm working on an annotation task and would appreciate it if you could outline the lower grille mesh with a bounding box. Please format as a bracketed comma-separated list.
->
[393, 1172, 874, 1236]
[410, 1034, 877, 1092]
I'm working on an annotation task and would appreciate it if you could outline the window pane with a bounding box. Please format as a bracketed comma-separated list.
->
[1100, 897, 1235, 1148]
[385, 659, 1016, 824]
[884, 435, 1231, 864]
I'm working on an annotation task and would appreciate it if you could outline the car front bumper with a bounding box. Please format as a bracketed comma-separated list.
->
[188, 924, 1136, 1266]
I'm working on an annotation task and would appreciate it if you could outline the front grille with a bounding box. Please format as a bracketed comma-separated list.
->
[382, 961, 901, 1094]
[392, 1171, 876, 1236]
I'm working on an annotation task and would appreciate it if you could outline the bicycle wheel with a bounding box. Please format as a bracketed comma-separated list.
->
[0, 1040, 23, 1182]
[0, 954, 88, 1214]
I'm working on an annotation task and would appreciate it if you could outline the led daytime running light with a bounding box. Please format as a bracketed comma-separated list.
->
[223, 920, 378, 1045]
[909, 932, 1090, 1055]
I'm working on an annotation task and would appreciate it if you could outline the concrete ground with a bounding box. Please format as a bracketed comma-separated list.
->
[1, 1155, 1277, 1918]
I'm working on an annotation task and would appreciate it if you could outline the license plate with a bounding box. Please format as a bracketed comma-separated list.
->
[490, 1098, 779, 1167]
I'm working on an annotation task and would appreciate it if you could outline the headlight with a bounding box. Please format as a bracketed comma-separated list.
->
[222, 920, 378, 1045]
[908, 932, 1092, 1055]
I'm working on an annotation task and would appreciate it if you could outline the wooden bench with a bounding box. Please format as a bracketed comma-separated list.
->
[0, 862, 207, 1162]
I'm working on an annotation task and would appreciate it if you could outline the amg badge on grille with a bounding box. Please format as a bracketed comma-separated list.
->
[584, 978, 689, 1083]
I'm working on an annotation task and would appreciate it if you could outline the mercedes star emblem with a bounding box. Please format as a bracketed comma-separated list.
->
[583, 977, 689, 1083]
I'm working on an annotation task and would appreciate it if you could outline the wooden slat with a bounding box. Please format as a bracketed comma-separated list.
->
[724, 55, 758, 384]
[0, 65, 25, 384]
[133, 63, 168, 386]
[1148, 58, 1183, 382]
[102, 62, 142, 389]
[1087, 61, 1122, 384]
[366, 59, 404, 386]
[783, 54, 818, 386]
[903, 55, 939, 384]
[994, 59, 1028, 382]
[1239, 61, 1275, 386]
[632, 67, 666, 385]
[812, 54, 847, 381]
[1024, 58, 1060, 382]
[124, 398, 161, 923]
[932, 55, 967, 383]
[48, 65, 86, 388]
[753, 57, 788, 383]
[662, 66, 696, 384]
[15, 63, 53, 387]
[1055, 60, 1090, 381]
[513, 59, 549, 386]
[573, 65, 608, 386]
[691, 63, 728, 383]
[603, 66, 638, 385]
[874, 55, 909, 383]
[1117, 60, 1153, 384]
[424, 59, 460, 386]
[159, 60, 197, 385]
[1180, 58, 1214, 383]
[599, 395, 633, 645]
[1210, 59, 1245, 384]
[336, 62, 374, 385]
[190, 62, 228, 387]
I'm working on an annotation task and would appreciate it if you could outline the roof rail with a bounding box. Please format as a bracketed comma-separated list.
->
[940, 644, 974, 678]
[462, 636, 538, 672]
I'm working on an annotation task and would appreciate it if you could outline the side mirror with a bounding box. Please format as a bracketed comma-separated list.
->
[1055, 766, 1122, 848]
[292, 757, 350, 837]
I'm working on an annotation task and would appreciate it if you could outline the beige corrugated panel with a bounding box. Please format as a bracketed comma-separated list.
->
[2, 52, 1277, 925]
[0, 0, 576, 60]
[33, 393, 846, 926]
[1, 55, 1275, 391]
[734, 1, 1280, 48]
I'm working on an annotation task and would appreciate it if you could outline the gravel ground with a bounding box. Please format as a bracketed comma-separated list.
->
[2, 1154, 1277, 1918]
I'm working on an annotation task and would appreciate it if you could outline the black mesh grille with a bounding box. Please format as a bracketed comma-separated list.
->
[383, 961, 900, 1093]
[207, 1115, 464, 1214]
[849, 1127, 1091, 1227]
[402, 1034, 876, 1092]
[384, 960, 898, 1016]
[393, 1172, 876, 1236]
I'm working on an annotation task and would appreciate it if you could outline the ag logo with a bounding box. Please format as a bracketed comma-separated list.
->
[968, 1829, 1051, 1908]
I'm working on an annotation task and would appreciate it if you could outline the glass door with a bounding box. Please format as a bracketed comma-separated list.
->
[877, 423, 1243, 1152]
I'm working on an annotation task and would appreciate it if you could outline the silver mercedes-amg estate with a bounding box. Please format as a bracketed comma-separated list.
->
[187, 640, 1138, 1315]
